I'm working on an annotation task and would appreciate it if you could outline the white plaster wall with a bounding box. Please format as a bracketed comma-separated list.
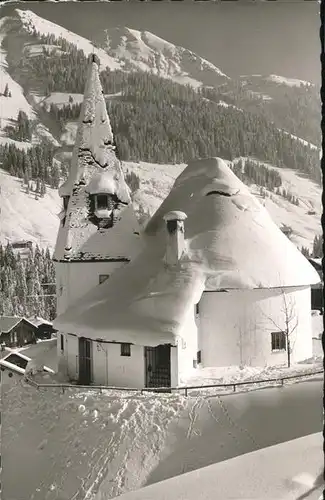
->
[198, 286, 312, 368]
[177, 307, 198, 384]
[312, 338, 322, 358]
[92, 341, 145, 388]
[55, 261, 127, 315]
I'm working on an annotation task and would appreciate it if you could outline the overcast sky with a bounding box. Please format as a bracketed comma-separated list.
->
[2, 1, 321, 84]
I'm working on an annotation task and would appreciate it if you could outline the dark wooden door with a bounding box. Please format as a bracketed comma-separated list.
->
[145, 344, 171, 388]
[78, 337, 92, 385]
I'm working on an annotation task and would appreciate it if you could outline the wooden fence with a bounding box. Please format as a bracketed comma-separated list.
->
[25, 369, 324, 397]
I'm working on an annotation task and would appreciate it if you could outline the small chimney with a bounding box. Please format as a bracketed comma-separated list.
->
[163, 211, 187, 265]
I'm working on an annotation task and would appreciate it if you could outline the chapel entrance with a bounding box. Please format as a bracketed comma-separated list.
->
[78, 337, 92, 385]
[144, 344, 171, 389]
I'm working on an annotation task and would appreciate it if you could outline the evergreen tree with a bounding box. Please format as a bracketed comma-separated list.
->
[312, 234, 322, 258]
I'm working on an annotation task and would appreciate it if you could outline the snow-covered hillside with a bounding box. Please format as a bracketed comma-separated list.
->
[103, 26, 229, 88]
[0, 18, 35, 129]
[0, 169, 61, 250]
[15, 9, 123, 71]
[13, 10, 230, 89]
[0, 157, 321, 252]
[267, 74, 313, 88]
[231, 157, 321, 250]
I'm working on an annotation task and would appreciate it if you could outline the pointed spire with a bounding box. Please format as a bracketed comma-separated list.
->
[59, 53, 115, 197]
[54, 56, 143, 266]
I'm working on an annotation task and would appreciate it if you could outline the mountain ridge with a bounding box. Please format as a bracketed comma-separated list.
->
[0, 10, 321, 255]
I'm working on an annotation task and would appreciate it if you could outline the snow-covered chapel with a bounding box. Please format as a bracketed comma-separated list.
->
[53, 54, 320, 388]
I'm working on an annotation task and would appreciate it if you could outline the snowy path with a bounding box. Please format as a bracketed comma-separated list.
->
[2, 370, 322, 500]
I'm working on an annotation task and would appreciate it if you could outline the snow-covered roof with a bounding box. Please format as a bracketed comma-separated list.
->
[54, 158, 319, 343]
[145, 157, 320, 289]
[111, 433, 323, 500]
[28, 317, 53, 328]
[0, 316, 37, 333]
[54, 55, 143, 262]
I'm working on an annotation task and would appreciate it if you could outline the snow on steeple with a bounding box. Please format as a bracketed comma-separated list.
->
[59, 53, 115, 197]
[54, 55, 142, 264]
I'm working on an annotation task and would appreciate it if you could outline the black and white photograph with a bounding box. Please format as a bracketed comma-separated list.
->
[0, 1, 323, 499]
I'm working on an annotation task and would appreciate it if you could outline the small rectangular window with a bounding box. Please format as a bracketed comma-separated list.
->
[121, 343, 131, 357]
[99, 274, 109, 285]
[96, 194, 108, 210]
[60, 334, 64, 352]
[197, 350, 202, 364]
[271, 331, 286, 351]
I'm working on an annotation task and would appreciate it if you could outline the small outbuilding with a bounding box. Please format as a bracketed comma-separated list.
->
[0, 316, 37, 348]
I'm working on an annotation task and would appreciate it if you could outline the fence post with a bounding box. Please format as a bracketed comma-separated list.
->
[281, 378, 284, 386]
[233, 384, 236, 392]
[62, 386, 65, 394]
[184, 387, 188, 397]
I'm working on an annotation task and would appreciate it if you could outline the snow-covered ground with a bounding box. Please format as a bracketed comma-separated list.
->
[114, 433, 323, 500]
[2, 372, 187, 500]
[281, 129, 318, 151]
[267, 74, 313, 88]
[2, 367, 322, 500]
[0, 19, 36, 131]
[179, 361, 323, 396]
[0, 169, 61, 250]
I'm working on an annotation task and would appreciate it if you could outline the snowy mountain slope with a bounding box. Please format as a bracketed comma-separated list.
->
[281, 129, 318, 151]
[103, 27, 229, 88]
[267, 74, 313, 88]
[0, 169, 61, 249]
[0, 18, 35, 130]
[231, 157, 321, 249]
[0, 11, 321, 253]
[0, 19, 61, 148]
[0, 158, 320, 253]
[15, 9, 123, 71]
[13, 10, 230, 89]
